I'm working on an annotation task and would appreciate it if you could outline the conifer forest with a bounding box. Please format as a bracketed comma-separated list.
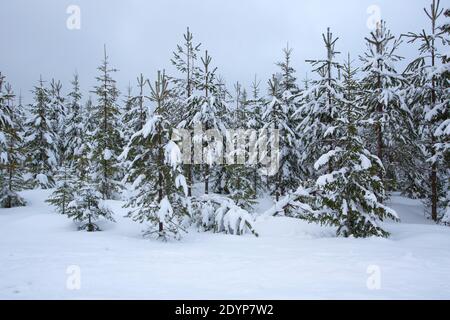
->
[0, 0, 449, 300]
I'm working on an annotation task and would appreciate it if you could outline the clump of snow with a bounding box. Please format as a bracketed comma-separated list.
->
[103, 148, 112, 161]
[314, 148, 341, 170]
[192, 194, 258, 236]
[157, 196, 173, 221]
[164, 140, 182, 170]
[36, 173, 48, 186]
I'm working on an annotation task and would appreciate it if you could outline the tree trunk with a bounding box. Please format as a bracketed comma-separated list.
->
[204, 164, 209, 195]
[430, 9, 438, 222]
[431, 161, 438, 221]
[103, 58, 109, 200]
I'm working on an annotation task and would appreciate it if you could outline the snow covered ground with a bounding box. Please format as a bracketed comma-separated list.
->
[0, 190, 449, 299]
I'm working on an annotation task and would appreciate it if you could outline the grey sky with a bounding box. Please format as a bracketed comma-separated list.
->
[0, 0, 447, 102]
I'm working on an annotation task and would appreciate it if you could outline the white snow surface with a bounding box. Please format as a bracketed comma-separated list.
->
[0, 190, 449, 299]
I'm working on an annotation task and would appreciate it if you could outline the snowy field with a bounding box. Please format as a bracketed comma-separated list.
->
[0, 189, 449, 300]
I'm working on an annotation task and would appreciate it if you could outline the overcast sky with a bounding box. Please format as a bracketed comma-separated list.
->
[0, 0, 447, 102]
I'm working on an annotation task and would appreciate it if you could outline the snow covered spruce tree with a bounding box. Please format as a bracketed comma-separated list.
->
[64, 74, 84, 165]
[312, 55, 399, 238]
[121, 75, 151, 180]
[264, 57, 399, 238]
[67, 138, 115, 232]
[296, 28, 344, 181]
[261, 46, 302, 201]
[177, 77, 259, 236]
[360, 21, 415, 191]
[246, 76, 266, 198]
[24, 77, 58, 189]
[220, 81, 256, 209]
[122, 74, 148, 142]
[47, 73, 83, 216]
[404, 0, 450, 223]
[49, 93, 114, 232]
[83, 96, 96, 133]
[69, 182, 115, 232]
[171, 27, 202, 197]
[122, 71, 188, 240]
[49, 79, 66, 166]
[190, 50, 227, 195]
[91, 46, 123, 199]
[0, 73, 26, 208]
[46, 160, 75, 216]
[122, 84, 135, 144]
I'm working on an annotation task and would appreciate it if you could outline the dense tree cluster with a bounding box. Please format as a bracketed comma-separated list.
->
[0, 1, 448, 238]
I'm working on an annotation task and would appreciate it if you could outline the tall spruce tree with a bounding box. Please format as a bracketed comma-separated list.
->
[49, 90, 114, 232]
[0, 73, 26, 207]
[91, 46, 123, 199]
[404, 0, 449, 222]
[122, 71, 188, 240]
[312, 55, 399, 238]
[24, 77, 58, 189]
[360, 21, 414, 190]
[220, 81, 256, 210]
[122, 84, 135, 144]
[246, 76, 266, 198]
[274, 46, 303, 193]
[121, 75, 150, 181]
[47, 73, 83, 216]
[171, 27, 202, 197]
[190, 50, 227, 195]
[122, 74, 148, 142]
[65, 73, 83, 166]
[49, 79, 66, 166]
[296, 28, 344, 181]
[67, 141, 115, 232]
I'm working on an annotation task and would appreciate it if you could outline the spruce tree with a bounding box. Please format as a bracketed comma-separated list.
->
[360, 21, 414, 190]
[122, 84, 135, 144]
[190, 50, 227, 195]
[313, 55, 399, 238]
[46, 161, 75, 216]
[220, 81, 256, 210]
[274, 46, 303, 194]
[24, 77, 58, 189]
[91, 46, 123, 199]
[65, 73, 83, 166]
[55, 96, 114, 232]
[47, 74, 82, 218]
[246, 76, 266, 198]
[68, 127, 115, 232]
[121, 75, 150, 180]
[0, 74, 26, 207]
[404, 0, 449, 222]
[296, 28, 344, 181]
[84, 96, 96, 133]
[171, 27, 202, 197]
[122, 71, 188, 240]
[122, 74, 148, 142]
[49, 79, 66, 166]
[68, 181, 115, 232]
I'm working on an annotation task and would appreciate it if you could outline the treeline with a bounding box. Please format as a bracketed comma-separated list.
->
[0, 0, 448, 239]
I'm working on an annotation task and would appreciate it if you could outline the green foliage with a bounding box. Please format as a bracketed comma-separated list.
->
[90, 47, 123, 199]
[313, 56, 399, 238]
[0, 73, 26, 208]
[68, 182, 115, 232]
[24, 77, 58, 189]
[122, 71, 188, 240]
[46, 164, 75, 216]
